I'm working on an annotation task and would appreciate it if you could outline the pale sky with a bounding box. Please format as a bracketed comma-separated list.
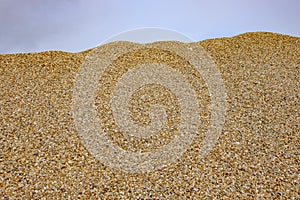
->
[0, 0, 299, 54]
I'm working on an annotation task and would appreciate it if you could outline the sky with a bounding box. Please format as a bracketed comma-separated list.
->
[0, 0, 299, 54]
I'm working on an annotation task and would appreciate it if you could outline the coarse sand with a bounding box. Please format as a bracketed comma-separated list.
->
[1, 32, 299, 199]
